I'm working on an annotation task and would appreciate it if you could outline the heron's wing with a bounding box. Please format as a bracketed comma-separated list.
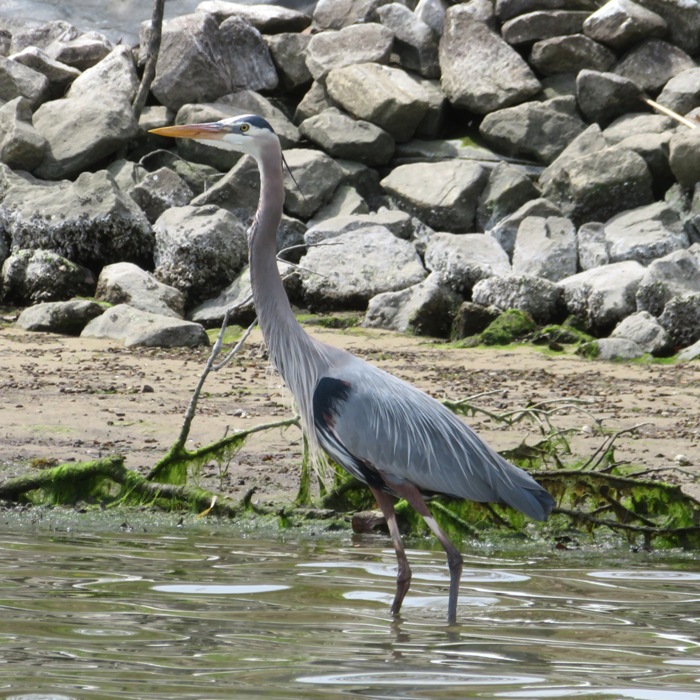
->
[313, 359, 554, 521]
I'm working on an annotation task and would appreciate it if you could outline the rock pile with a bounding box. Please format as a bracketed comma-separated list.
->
[0, 0, 699, 358]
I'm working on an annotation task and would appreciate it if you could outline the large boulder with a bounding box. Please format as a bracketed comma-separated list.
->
[635, 0, 700, 55]
[659, 293, 700, 348]
[282, 148, 344, 219]
[130, 167, 194, 224]
[501, 10, 589, 45]
[9, 47, 80, 100]
[477, 162, 540, 232]
[265, 33, 312, 91]
[0, 55, 49, 107]
[582, 0, 667, 50]
[635, 249, 700, 317]
[16, 299, 104, 335]
[611, 310, 672, 356]
[615, 38, 696, 93]
[66, 45, 138, 102]
[657, 67, 700, 116]
[196, 1, 311, 33]
[669, 130, 700, 190]
[529, 35, 616, 75]
[511, 215, 578, 282]
[0, 97, 46, 171]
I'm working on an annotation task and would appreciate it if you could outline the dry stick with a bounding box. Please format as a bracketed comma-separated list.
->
[132, 0, 165, 121]
[643, 97, 697, 130]
[577, 422, 652, 472]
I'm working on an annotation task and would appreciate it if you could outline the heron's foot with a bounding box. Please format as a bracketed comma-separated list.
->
[390, 565, 412, 617]
[446, 550, 463, 625]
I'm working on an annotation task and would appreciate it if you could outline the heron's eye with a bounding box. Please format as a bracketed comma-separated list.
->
[240, 123, 250, 133]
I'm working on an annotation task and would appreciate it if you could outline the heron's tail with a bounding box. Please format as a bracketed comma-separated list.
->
[495, 463, 555, 521]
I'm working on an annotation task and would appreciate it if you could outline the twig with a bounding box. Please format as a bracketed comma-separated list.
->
[133, 0, 166, 122]
[213, 318, 257, 371]
[643, 97, 697, 129]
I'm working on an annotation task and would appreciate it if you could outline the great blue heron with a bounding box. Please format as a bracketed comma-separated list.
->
[150, 115, 555, 624]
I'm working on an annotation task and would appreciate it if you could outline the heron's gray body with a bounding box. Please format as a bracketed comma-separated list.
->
[150, 114, 554, 623]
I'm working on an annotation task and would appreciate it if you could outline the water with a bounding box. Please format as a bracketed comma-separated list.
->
[1, 515, 699, 699]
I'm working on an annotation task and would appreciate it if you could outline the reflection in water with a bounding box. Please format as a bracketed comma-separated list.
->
[0, 520, 699, 699]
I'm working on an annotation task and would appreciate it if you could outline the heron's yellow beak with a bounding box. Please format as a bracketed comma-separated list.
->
[148, 123, 226, 140]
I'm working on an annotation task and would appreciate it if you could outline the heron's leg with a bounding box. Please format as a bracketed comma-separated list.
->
[389, 481, 463, 625]
[369, 486, 412, 618]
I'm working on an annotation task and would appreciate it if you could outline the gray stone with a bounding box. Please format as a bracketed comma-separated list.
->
[501, 10, 589, 44]
[577, 222, 610, 270]
[530, 35, 616, 76]
[153, 204, 247, 307]
[1, 249, 94, 305]
[657, 68, 700, 117]
[472, 273, 563, 324]
[0, 97, 46, 172]
[304, 213, 416, 247]
[604, 202, 689, 265]
[283, 148, 344, 219]
[476, 162, 540, 232]
[131, 167, 194, 224]
[377, 3, 440, 78]
[363, 272, 460, 337]
[488, 197, 563, 258]
[439, 6, 541, 114]
[415, 0, 449, 34]
[0, 166, 152, 270]
[615, 39, 696, 93]
[669, 130, 700, 191]
[96, 262, 185, 318]
[479, 98, 587, 165]
[589, 337, 645, 360]
[308, 186, 369, 226]
[294, 81, 335, 123]
[496, 0, 598, 22]
[299, 228, 427, 310]
[512, 216, 577, 282]
[576, 69, 644, 125]
[558, 260, 646, 333]
[300, 108, 395, 166]
[381, 160, 488, 232]
[603, 113, 675, 143]
[0, 55, 49, 107]
[452, 301, 501, 339]
[326, 62, 431, 142]
[540, 123, 608, 188]
[678, 338, 700, 361]
[616, 131, 674, 190]
[305, 23, 393, 81]
[636, 249, 700, 317]
[33, 91, 138, 180]
[611, 310, 672, 356]
[46, 34, 113, 71]
[425, 232, 511, 296]
[659, 293, 700, 348]
[107, 159, 147, 199]
[265, 33, 312, 92]
[195, 1, 312, 33]
[313, 0, 388, 30]
[67, 45, 138, 103]
[9, 47, 80, 100]
[540, 146, 654, 227]
[9, 20, 81, 54]
[16, 299, 104, 335]
[583, 0, 667, 50]
[635, 0, 700, 55]
[81, 303, 209, 348]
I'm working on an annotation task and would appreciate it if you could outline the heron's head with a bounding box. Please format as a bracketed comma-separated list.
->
[149, 114, 278, 160]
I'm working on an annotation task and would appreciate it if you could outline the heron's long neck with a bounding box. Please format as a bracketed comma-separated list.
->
[248, 152, 328, 405]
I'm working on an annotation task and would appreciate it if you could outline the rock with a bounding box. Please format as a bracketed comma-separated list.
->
[603, 202, 689, 265]
[282, 148, 344, 219]
[0, 55, 49, 107]
[479, 97, 587, 164]
[558, 260, 646, 333]
[425, 232, 511, 296]
[668, 130, 700, 190]
[299, 228, 427, 310]
[299, 108, 395, 167]
[586, 337, 645, 360]
[308, 185, 369, 226]
[81, 303, 209, 348]
[312, 0, 387, 30]
[67, 45, 138, 102]
[476, 162, 540, 232]
[0, 167, 153, 270]
[294, 80, 335, 123]
[153, 204, 247, 307]
[636, 249, 700, 317]
[575, 70, 644, 125]
[381, 160, 488, 232]
[451, 301, 501, 340]
[326, 62, 432, 142]
[512, 215, 577, 282]
[577, 223, 610, 270]
[363, 272, 460, 337]
[304, 212, 416, 246]
[603, 112, 674, 143]
[46, 33, 113, 71]
[611, 310, 672, 356]
[32, 91, 138, 180]
[9, 20, 81, 54]
[305, 23, 393, 81]
[615, 39, 696, 93]
[1, 249, 94, 305]
[130, 167, 194, 224]
[496, 0, 598, 22]
[582, 0, 667, 50]
[635, 0, 700, 55]
[540, 146, 654, 227]
[265, 33, 312, 91]
[659, 293, 700, 348]
[530, 35, 616, 76]
[0, 97, 46, 171]
[148, 12, 277, 112]
[9, 47, 80, 100]
[487, 197, 563, 258]
[377, 3, 440, 78]
[616, 131, 674, 192]
[677, 338, 700, 361]
[439, 6, 541, 114]
[96, 262, 185, 318]
[657, 68, 700, 117]
[195, 1, 312, 33]
[472, 273, 563, 324]
[501, 10, 589, 45]
[15, 299, 104, 335]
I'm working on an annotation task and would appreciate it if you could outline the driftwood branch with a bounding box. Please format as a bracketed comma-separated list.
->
[133, 0, 166, 121]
